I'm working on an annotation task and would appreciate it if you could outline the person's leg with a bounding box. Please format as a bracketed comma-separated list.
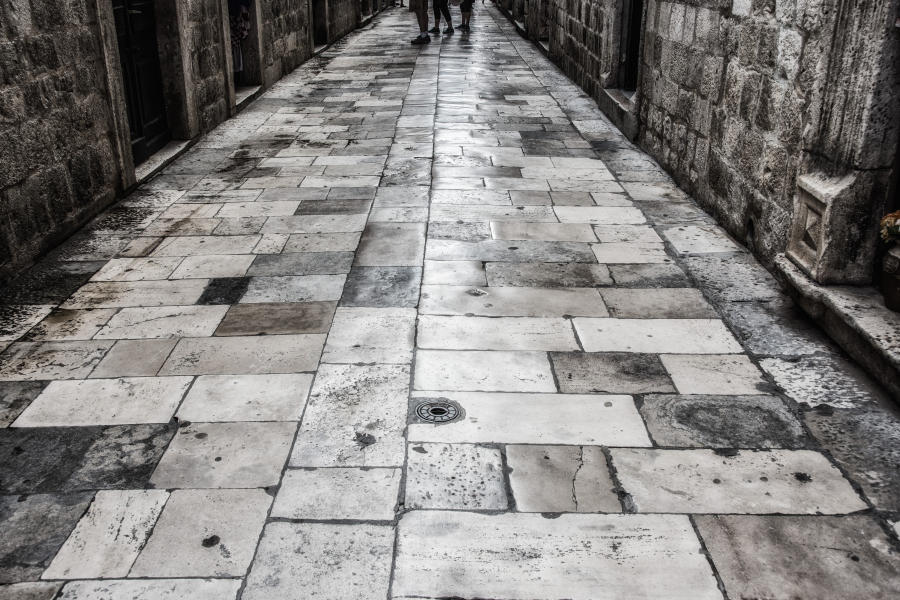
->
[412, 0, 430, 43]
[430, 0, 440, 31]
[439, 0, 453, 30]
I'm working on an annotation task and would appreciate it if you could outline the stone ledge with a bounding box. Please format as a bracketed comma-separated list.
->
[775, 254, 900, 400]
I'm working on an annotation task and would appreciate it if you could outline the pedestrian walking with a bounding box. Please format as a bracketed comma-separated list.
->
[429, 0, 454, 34]
[411, 0, 431, 44]
[459, 0, 474, 32]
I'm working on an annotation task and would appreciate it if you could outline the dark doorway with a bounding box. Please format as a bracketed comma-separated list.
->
[620, 0, 644, 92]
[112, 0, 170, 165]
[312, 0, 328, 48]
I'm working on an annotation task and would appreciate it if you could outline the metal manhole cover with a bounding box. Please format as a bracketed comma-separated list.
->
[415, 400, 461, 423]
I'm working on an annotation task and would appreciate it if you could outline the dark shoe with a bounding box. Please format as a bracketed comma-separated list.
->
[411, 34, 431, 45]
[428, 27, 440, 33]
[444, 26, 454, 34]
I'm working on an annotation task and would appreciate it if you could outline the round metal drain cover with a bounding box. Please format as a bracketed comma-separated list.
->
[415, 400, 461, 423]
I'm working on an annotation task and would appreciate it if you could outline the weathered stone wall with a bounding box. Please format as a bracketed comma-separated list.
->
[329, 0, 361, 41]
[261, 0, 312, 85]
[185, 0, 231, 133]
[0, 0, 120, 283]
[509, 0, 899, 280]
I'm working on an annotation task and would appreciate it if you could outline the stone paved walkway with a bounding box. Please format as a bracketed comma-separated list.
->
[1, 6, 899, 599]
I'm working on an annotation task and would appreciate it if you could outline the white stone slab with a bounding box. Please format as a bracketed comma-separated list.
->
[554, 206, 645, 224]
[663, 225, 742, 254]
[243, 523, 393, 600]
[422, 260, 487, 286]
[152, 235, 261, 256]
[62, 280, 208, 309]
[420, 285, 608, 317]
[574, 318, 744, 353]
[24, 309, 117, 341]
[262, 214, 368, 233]
[176, 373, 313, 421]
[661, 354, 768, 395]
[94, 305, 228, 339]
[169, 255, 255, 279]
[408, 392, 651, 446]
[323, 307, 416, 364]
[130, 489, 271, 577]
[241, 275, 346, 303]
[58, 579, 241, 600]
[160, 334, 325, 375]
[417, 315, 579, 351]
[216, 201, 300, 218]
[611, 449, 868, 514]
[594, 224, 663, 243]
[414, 350, 556, 392]
[392, 511, 722, 600]
[150, 421, 295, 488]
[90, 258, 182, 282]
[43, 490, 168, 579]
[405, 443, 507, 510]
[490, 222, 597, 242]
[289, 364, 410, 467]
[13, 377, 191, 426]
[507, 445, 620, 513]
[272, 468, 400, 520]
[592, 242, 670, 263]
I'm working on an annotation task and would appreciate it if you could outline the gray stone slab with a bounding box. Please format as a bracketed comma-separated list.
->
[759, 354, 888, 409]
[427, 221, 492, 241]
[150, 421, 295, 488]
[272, 468, 400, 520]
[641, 395, 807, 448]
[718, 299, 833, 356]
[550, 352, 675, 394]
[61, 280, 208, 309]
[608, 263, 691, 287]
[323, 307, 416, 364]
[695, 515, 900, 600]
[0, 341, 113, 381]
[290, 364, 410, 467]
[682, 254, 782, 302]
[427, 239, 596, 263]
[130, 489, 271, 577]
[485, 261, 613, 287]
[405, 443, 507, 510]
[283, 232, 361, 252]
[88, 339, 177, 378]
[417, 315, 579, 351]
[340, 267, 421, 308]
[422, 260, 487, 286]
[574, 318, 743, 354]
[22, 309, 117, 341]
[0, 382, 45, 427]
[393, 511, 722, 600]
[600, 288, 717, 318]
[0, 493, 93, 583]
[0, 582, 61, 600]
[214, 301, 336, 336]
[159, 335, 325, 375]
[414, 350, 556, 393]
[56, 579, 241, 600]
[243, 523, 393, 600]
[242, 275, 346, 303]
[420, 285, 607, 317]
[176, 374, 312, 422]
[247, 252, 354, 276]
[804, 404, 900, 512]
[355, 223, 426, 266]
[612, 449, 867, 514]
[506, 445, 620, 513]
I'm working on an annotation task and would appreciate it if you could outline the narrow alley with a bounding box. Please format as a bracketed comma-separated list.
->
[1, 6, 899, 599]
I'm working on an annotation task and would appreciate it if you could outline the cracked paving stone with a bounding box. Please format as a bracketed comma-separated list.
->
[0, 492, 93, 583]
[420, 284, 607, 317]
[640, 395, 807, 449]
[611, 448, 867, 514]
[599, 288, 717, 318]
[55, 579, 242, 600]
[0, 424, 175, 494]
[696, 515, 900, 599]
[0, 382, 46, 427]
[176, 373, 313, 422]
[247, 251, 354, 276]
[506, 445, 620, 513]
[660, 354, 771, 395]
[0, 341, 114, 381]
[0, 582, 62, 600]
[159, 334, 325, 375]
[484, 261, 613, 287]
[323, 307, 416, 364]
[760, 354, 889, 409]
[718, 298, 833, 356]
[214, 301, 336, 336]
[339, 266, 421, 308]
[405, 443, 507, 510]
[88, 339, 177, 378]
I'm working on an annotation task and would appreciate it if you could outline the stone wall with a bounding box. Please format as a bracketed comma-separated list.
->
[261, 0, 312, 85]
[507, 0, 899, 281]
[0, 0, 375, 284]
[0, 0, 120, 283]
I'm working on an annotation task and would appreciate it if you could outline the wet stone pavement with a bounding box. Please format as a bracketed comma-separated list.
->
[1, 6, 900, 600]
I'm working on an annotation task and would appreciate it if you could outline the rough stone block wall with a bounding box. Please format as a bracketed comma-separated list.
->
[261, 0, 312, 84]
[329, 0, 361, 41]
[0, 0, 119, 282]
[545, 0, 617, 96]
[184, 0, 231, 133]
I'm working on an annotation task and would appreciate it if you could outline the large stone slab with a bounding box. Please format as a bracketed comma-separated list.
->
[612, 449, 867, 514]
[640, 395, 807, 448]
[550, 352, 675, 394]
[599, 288, 717, 318]
[159, 335, 325, 375]
[417, 315, 579, 351]
[661, 354, 770, 395]
[94, 306, 228, 339]
[695, 515, 900, 599]
[485, 262, 613, 287]
[427, 239, 596, 263]
[57, 579, 241, 600]
[0, 341, 113, 381]
[760, 355, 888, 409]
[414, 350, 556, 392]
[214, 301, 335, 336]
[574, 318, 743, 353]
[243, 523, 393, 600]
[340, 267, 421, 308]
[420, 285, 607, 317]
[272, 468, 400, 520]
[323, 307, 415, 363]
[408, 392, 650, 446]
[355, 222, 426, 266]
[176, 374, 312, 422]
[392, 511, 722, 599]
[0, 382, 45, 427]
